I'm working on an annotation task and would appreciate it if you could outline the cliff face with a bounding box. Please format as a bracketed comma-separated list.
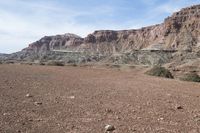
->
[83, 26, 165, 53]
[23, 33, 84, 54]
[21, 4, 200, 55]
[163, 5, 200, 51]
[83, 4, 200, 53]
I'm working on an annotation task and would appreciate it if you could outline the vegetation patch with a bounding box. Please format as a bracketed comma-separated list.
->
[39, 62, 46, 66]
[46, 61, 65, 66]
[145, 66, 174, 79]
[4, 60, 15, 64]
[110, 64, 121, 68]
[180, 73, 200, 83]
[66, 63, 78, 67]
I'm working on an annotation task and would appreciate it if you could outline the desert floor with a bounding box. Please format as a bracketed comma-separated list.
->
[0, 64, 200, 133]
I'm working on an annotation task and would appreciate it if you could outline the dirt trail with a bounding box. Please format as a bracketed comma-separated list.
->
[0, 64, 200, 133]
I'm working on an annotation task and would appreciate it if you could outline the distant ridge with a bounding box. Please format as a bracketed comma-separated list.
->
[1, 4, 200, 76]
[18, 4, 200, 56]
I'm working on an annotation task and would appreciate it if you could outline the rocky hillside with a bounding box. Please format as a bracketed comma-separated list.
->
[83, 4, 200, 53]
[0, 53, 9, 60]
[2, 4, 199, 70]
[23, 33, 83, 54]
[20, 4, 200, 55]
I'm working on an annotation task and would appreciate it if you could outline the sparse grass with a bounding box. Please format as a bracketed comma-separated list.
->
[110, 64, 121, 68]
[5, 61, 15, 64]
[65, 63, 79, 67]
[146, 66, 174, 79]
[71, 63, 78, 67]
[180, 73, 200, 83]
[39, 62, 46, 65]
[128, 65, 136, 69]
[46, 61, 65, 66]
[27, 62, 33, 65]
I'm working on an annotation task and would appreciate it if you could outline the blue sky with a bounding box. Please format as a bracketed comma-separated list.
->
[0, 0, 199, 53]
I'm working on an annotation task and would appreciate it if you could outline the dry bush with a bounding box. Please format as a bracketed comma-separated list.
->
[46, 61, 65, 66]
[180, 73, 200, 83]
[146, 66, 174, 79]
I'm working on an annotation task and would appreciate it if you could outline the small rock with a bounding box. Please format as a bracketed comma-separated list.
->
[158, 117, 164, 121]
[34, 102, 42, 106]
[167, 93, 171, 96]
[26, 93, 32, 98]
[116, 116, 121, 120]
[68, 96, 75, 99]
[36, 118, 43, 122]
[105, 108, 112, 113]
[176, 105, 183, 110]
[189, 129, 199, 133]
[17, 130, 21, 133]
[105, 124, 115, 132]
[3, 113, 10, 116]
[28, 119, 33, 122]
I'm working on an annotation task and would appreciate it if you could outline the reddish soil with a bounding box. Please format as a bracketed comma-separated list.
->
[0, 64, 200, 133]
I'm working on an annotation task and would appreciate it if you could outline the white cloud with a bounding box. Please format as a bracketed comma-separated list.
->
[156, 4, 179, 14]
[0, 0, 132, 53]
[0, 0, 98, 53]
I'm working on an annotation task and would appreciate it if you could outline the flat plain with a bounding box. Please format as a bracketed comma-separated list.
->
[0, 64, 200, 133]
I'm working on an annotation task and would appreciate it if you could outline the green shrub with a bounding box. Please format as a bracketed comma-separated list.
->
[180, 73, 200, 82]
[68, 63, 78, 67]
[146, 66, 174, 79]
[5, 60, 15, 64]
[27, 62, 33, 65]
[39, 62, 45, 65]
[46, 61, 65, 66]
[110, 64, 121, 68]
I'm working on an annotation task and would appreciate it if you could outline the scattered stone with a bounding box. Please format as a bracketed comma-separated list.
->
[105, 108, 112, 113]
[26, 93, 32, 98]
[68, 96, 75, 99]
[128, 127, 137, 132]
[127, 104, 131, 107]
[158, 117, 164, 121]
[28, 119, 33, 122]
[97, 118, 102, 121]
[189, 129, 199, 133]
[3, 113, 10, 116]
[176, 105, 183, 110]
[116, 116, 121, 120]
[105, 124, 115, 132]
[34, 102, 42, 106]
[17, 130, 21, 133]
[36, 118, 43, 122]
[167, 93, 171, 96]
[146, 101, 151, 105]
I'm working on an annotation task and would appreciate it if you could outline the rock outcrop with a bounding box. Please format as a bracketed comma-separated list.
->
[20, 4, 200, 55]
[82, 4, 200, 53]
[5, 4, 200, 68]
[23, 33, 84, 54]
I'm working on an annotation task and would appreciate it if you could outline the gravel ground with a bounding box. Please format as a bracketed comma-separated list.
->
[0, 64, 200, 133]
